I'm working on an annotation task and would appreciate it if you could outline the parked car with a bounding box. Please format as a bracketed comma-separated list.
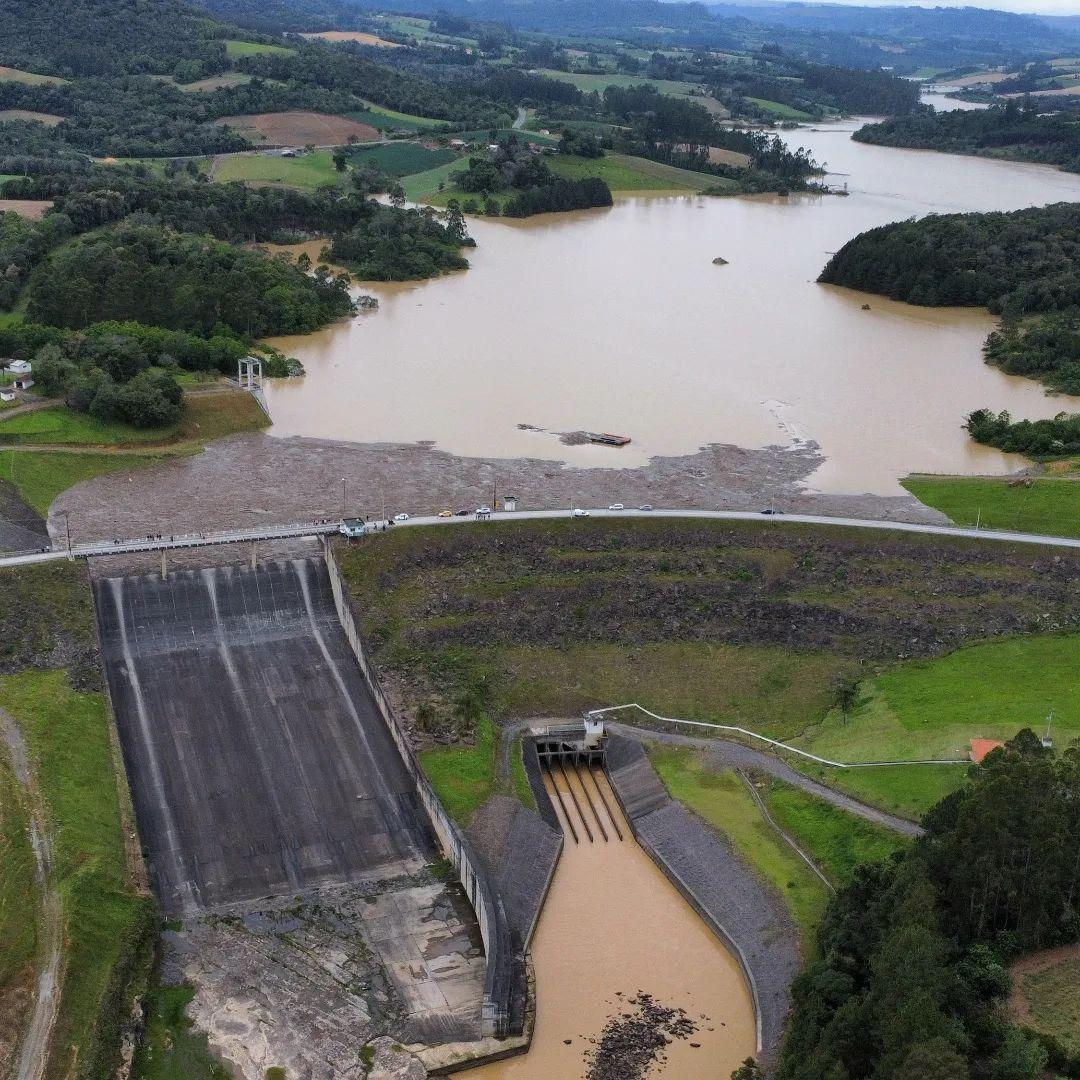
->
[573, 507, 590, 517]
[455, 509, 470, 516]
[438, 510, 454, 518]
[638, 504, 653, 511]
[477, 505, 492, 515]
[759, 508, 783, 516]
[393, 513, 410, 522]
[608, 503, 624, 511]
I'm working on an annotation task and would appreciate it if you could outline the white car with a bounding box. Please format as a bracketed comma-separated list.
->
[608, 503, 624, 511]
[393, 513, 410, 522]
[572, 507, 590, 517]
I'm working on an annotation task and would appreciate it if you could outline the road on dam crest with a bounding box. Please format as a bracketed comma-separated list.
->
[94, 558, 433, 913]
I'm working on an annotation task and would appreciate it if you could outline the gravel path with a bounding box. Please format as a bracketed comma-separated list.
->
[608, 723, 924, 836]
[0, 708, 62, 1080]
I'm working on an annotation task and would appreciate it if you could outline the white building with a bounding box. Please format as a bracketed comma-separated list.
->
[3, 359, 33, 391]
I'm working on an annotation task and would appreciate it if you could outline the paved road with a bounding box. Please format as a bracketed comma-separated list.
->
[2, 506, 1079, 567]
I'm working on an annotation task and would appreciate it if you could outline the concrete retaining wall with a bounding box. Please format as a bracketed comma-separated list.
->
[323, 540, 517, 1038]
[605, 733, 801, 1062]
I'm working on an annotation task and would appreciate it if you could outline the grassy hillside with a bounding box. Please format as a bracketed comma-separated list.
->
[334, 519, 1079, 817]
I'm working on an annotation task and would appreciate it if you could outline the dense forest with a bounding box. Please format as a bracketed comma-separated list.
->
[778, 731, 1080, 1080]
[25, 223, 354, 336]
[818, 202, 1080, 396]
[853, 101, 1080, 174]
[965, 409, 1080, 457]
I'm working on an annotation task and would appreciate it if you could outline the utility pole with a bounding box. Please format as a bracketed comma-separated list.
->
[341, 477, 346, 518]
[61, 510, 71, 560]
[492, 477, 497, 512]
[975, 508, 981, 530]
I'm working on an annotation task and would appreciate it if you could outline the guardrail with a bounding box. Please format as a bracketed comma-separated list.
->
[322, 538, 516, 1038]
[588, 703, 970, 768]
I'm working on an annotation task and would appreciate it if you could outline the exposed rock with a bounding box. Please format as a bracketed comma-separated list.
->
[366, 1036, 426, 1080]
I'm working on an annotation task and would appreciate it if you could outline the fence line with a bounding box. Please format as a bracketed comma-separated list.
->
[587, 704, 969, 768]
[322, 538, 515, 1038]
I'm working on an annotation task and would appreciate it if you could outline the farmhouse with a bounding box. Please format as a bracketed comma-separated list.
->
[2, 358, 33, 390]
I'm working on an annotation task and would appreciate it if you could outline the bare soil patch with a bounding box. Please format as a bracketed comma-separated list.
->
[0, 67, 65, 86]
[300, 30, 403, 47]
[0, 200, 52, 220]
[215, 111, 379, 146]
[708, 146, 750, 168]
[0, 110, 63, 126]
[177, 72, 253, 93]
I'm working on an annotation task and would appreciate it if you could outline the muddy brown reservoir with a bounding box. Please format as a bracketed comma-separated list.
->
[466, 767, 757, 1080]
[265, 122, 1080, 496]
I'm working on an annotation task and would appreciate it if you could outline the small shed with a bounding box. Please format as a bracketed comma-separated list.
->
[970, 738, 1005, 763]
[503, 494, 517, 512]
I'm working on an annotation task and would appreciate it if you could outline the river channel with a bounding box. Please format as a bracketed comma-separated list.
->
[264, 118, 1080, 496]
[467, 766, 757, 1080]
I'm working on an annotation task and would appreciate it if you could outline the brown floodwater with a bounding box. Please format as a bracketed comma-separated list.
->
[264, 121, 1080, 495]
[467, 766, 756, 1080]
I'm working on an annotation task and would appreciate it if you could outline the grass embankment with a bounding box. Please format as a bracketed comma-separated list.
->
[335, 519, 1079, 820]
[419, 712, 497, 824]
[0, 562, 153, 1079]
[349, 142, 457, 176]
[0, 391, 268, 516]
[651, 746, 830, 946]
[792, 633, 1080, 817]
[903, 474, 1080, 539]
[0, 743, 37, 1053]
[536, 70, 707, 98]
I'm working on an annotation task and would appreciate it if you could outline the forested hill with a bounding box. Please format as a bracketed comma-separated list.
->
[819, 203, 1080, 316]
[0, 0, 235, 78]
[818, 203, 1080, 398]
[853, 103, 1080, 174]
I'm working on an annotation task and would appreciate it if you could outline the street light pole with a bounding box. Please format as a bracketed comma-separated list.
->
[341, 477, 346, 518]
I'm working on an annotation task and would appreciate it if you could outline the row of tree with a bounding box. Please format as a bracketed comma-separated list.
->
[776, 731, 1080, 1080]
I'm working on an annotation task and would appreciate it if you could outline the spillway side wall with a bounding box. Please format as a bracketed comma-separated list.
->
[323, 538, 517, 1038]
[605, 733, 802, 1060]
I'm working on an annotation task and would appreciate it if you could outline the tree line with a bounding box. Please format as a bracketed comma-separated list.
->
[964, 409, 1080, 458]
[853, 100, 1080, 174]
[776, 731, 1080, 1080]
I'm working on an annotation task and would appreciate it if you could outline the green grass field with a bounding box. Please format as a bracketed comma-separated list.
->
[763, 779, 908, 885]
[652, 746, 829, 947]
[745, 97, 814, 120]
[1014, 951, 1080, 1056]
[791, 633, 1080, 817]
[213, 150, 345, 190]
[349, 142, 457, 176]
[537, 70, 706, 98]
[903, 474, 1080, 539]
[222, 39, 294, 58]
[347, 102, 447, 132]
[0, 670, 153, 1080]
[419, 712, 497, 824]
[402, 158, 468, 201]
